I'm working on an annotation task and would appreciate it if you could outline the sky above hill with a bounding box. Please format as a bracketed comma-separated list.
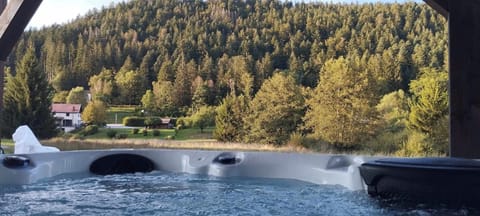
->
[28, 0, 126, 29]
[27, 0, 422, 29]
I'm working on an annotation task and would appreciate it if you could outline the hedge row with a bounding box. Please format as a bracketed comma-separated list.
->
[123, 116, 171, 127]
[123, 116, 145, 126]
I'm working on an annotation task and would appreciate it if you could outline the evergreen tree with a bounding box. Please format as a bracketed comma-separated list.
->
[191, 106, 216, 133]
[88, 68, 115, 104]
[304, 57, 378, 148]
[191, 81, 210, 113]
[139, 50, 157, 89]
[288, 53, 304, 84]
[52, 69, 73, 92]
[2, 46, 57, 139]
[152, 80, 176, 116]
[115, 69, 146, 105]
[199, 55, 215, 80]
[66, 86, 88, 106]
[377, 89, 409, 132]
[255, 53, 274, 90]
[53, 91, 69, 103]
[407, 68, 449, 153]
[245, 73, 305, 145]
[214, 94, 249, 142]
[227, 56, 254, 97]
[157, 58, 175, 82]
[119, 55, 135, 73]
[368, 89, 410, 154]
[173, 59, 196, 108]
[72, 35, 93, 87]
[141, 90, 156, 113]
[408, 68, 448, 135]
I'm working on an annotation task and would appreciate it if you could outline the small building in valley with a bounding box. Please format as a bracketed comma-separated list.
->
[52, 104, 83, 132]
[160, 118, 175, 129]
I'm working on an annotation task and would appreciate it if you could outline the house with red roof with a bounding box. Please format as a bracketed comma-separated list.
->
[51, 104, 83, 132]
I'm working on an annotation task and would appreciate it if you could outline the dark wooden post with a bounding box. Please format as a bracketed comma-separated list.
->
[0, 0, 6, 110]
[448, 1, 480, 158]
[0, 0, 7, 146]
[426, 0, 480, 158]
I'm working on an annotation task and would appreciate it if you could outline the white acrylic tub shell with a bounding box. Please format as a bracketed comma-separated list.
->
[0, 149, 378, 190]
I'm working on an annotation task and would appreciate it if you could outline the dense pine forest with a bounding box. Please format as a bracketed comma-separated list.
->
[5, 0, 449, 155]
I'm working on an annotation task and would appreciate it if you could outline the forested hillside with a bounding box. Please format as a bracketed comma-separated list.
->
[6, 0, 448, 155]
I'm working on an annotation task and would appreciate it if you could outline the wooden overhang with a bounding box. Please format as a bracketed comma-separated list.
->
[425, 0, 480, 158]
[424, 0, 448, 18]
[0, 0, 43, 61]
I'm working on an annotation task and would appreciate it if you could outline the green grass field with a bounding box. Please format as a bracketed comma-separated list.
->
[85, 128, 175, 139]
[106, 106, 137, 124]
[175, 127, 214, 140]
[0, 139, 14, 154]
[80, 127, 214, 141]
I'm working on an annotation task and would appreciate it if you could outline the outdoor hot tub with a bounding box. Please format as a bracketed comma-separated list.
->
[0, 126, 476, 214]
[0, 149, 477, 215]
[0, 149, 370, 188]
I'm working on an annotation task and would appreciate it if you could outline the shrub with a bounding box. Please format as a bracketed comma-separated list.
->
[152, 129, 160, 136]
[396, 131, 433, 157]
[106, 129, 117, 138]
[176, 124, 184, 130]
[177, 117, 193, 128]
[83, 125, 99, 136]
[184, 117, 193, 128]
[115, 133, 128, 139]
[176, 118, 185, 129]
[123, 116, 145, 127]
[68, 127, 83, 134]
[71, 134, 85, 140]
[166, 135, 175, 140]
[82, 101, 107, 126]
[363, 129, 408, 155]
[145, 117, 162, 128]
[287, 132, 306, 148]
[142, 129, 148, 136]
[61, 132, 74, 139]
[132, 128, 139, 134]
[191, 106, 216, 133]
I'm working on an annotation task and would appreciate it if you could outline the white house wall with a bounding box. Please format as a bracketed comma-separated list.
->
[53, 112, 82, 132]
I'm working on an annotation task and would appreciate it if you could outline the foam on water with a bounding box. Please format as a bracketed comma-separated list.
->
[0, 172, 476, 215]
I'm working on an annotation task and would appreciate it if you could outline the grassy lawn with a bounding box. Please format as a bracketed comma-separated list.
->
[79, 127, 212, 140]
[45, 126, 305, 153]
[44, 119, 220, 151]
[0, 139, 13, 146]
[0, 139, 14, 154]
[5, 126, 306, 154]
[106, 106, 137, 124]
[77, 127, 214, 141]
[85, 128, 175, 139]
[175, 127, 214, 140]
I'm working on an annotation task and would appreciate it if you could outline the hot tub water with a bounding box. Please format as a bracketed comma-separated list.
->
[0, 172, 474, 215]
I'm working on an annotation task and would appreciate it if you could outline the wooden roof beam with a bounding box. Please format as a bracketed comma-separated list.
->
[424, 0, 449, 18]
[0, 0, 43, 61]
[0, 0, 6, 13]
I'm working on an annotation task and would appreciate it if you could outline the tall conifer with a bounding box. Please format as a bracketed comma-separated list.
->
[2, 45, 57, 139]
